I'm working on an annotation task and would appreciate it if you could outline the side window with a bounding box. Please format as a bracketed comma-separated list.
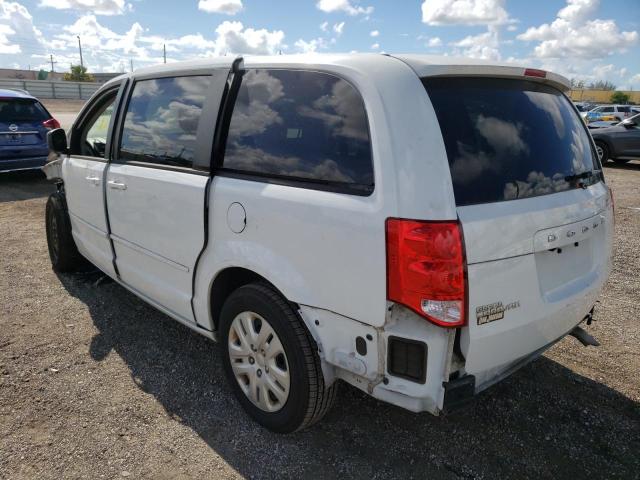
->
[223, 69, 373, 192]
[602, 106, 614, 113]
[72, 91, 117, 158]
[119, 76, 210, 169]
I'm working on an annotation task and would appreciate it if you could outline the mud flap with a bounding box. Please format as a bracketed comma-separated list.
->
[442, 375, 475, 413]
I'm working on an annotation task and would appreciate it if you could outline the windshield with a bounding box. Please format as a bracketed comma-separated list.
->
[423, 77, 601, 206]
[0, 98, 49, 123]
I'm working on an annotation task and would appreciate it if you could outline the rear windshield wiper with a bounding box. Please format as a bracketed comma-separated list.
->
[564, 171, 593, 183]
[565, 170, 596, 188]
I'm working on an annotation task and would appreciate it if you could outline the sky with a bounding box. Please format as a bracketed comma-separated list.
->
[0, 0, 638, 88]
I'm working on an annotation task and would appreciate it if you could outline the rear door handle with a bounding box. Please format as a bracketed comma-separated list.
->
[85, 176, 100, 185]
[107, 180, 127, 190]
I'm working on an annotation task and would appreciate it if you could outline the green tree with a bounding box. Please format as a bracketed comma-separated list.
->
[610, 91, 630, 104]
[37, 69, 48, 80]
[63, 65, 95, 82]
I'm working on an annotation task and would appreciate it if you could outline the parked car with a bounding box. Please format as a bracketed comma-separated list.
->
[573, 101, 596, 112]
[0, 89, 60, 173]
[42, 55, 613, 433]
[582, 104, 633, 123]
[588, 119, 620, 129]
[591, 113, 640, 164]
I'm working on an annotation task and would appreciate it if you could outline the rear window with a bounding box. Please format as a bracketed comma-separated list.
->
[0, 98, 48, 123]
[423, 78, 600, 206]
[618, 106, 631, 113]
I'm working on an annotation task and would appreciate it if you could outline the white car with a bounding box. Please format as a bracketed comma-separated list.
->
[43, 54, 614, 433]
[581, 104, 633, 122]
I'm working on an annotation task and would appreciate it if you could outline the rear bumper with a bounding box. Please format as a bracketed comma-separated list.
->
[0, 156, 48, 173]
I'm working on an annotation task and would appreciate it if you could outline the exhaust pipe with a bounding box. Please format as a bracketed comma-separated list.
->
[569, 325, 600, 347]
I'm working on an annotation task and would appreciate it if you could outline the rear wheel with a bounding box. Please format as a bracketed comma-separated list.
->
[220, 283, 337, 433]
[45, 191, 88, 272]
[595, 141, 610, 163]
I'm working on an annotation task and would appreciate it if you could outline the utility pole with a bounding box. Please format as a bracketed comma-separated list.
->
[77, 35, 84, 68]
[49, 54, 57, 72]
[130, 59, 133, 72]
[163, 43, 167, 64]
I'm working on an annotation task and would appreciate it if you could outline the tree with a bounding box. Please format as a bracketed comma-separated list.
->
[570, 78, 585, 89]
[37, 69, 48, 80]
[63, 65, 95, 82]
[610, 91, 630, 104]
[588, 80, 616, 90]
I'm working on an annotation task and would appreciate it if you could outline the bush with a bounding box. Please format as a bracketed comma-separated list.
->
[610, 91, 630, 104]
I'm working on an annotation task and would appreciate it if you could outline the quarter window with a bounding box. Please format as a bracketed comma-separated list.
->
[223, 69, 373, 192]
[119, 76, 210, 169]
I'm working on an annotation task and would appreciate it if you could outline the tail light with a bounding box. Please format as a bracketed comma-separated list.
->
[524, 68, 546, 78]
[42, 118, 60, 129]
[386, 218, 467, 327]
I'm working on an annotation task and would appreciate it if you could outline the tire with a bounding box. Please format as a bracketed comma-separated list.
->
[595, 141, 610, 163]
[45, 191, 88, 272]
[613, 158, 631, 164]
[220, 282, 337, 433]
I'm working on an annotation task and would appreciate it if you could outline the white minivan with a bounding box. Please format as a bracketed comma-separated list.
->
[43, 54, 614, 433]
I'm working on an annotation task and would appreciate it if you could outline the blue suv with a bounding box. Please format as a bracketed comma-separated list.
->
[0, 89, 60, 173]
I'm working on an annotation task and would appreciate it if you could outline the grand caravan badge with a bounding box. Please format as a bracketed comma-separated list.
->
[476, 301, 521, 325]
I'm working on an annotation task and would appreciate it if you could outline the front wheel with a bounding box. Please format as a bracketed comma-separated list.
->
[595, 141, 610, 163]
[45, 191, 88, 272]
[220, 283, 337, 433]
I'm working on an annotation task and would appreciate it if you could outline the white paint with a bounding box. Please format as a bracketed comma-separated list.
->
[60, 54, 614, 416]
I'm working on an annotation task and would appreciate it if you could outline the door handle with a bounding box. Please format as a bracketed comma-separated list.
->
[107, 180, 127, 190]
[85, 176, 100, 185]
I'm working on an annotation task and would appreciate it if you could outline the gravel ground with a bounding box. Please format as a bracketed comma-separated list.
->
[1, 162, 639, 480]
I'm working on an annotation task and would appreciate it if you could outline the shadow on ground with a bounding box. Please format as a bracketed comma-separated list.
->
[54, 270, 640, 479]
[603, 159, 640, 171]
[0, 171, 53, 203]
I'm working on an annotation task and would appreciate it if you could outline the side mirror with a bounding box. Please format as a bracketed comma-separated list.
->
[47, 128, 69, 155]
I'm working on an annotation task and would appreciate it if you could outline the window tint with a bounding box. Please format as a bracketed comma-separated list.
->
[223, 69, 373, 191]
[602, 106, 614, 112]
[0, 99, 48, 122]
[423, 78, 600, 206]
[618, 106, 630, 112]
[120, 76, 209, 168]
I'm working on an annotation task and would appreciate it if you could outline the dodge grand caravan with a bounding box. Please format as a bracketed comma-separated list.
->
[43, 54, 614, 433]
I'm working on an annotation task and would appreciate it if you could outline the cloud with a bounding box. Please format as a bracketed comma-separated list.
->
[0, 24, 19, 54]
[294, 37, 328, 53]
[0, 1, 44, 54]
[316, 0, 373, 16]
[320, 21, 329, 31]
[370, 42, 379, 50]
[333, 22, 345, 35]
[451, 26, 500, 60]
[39, 0, 130, 16]
[198, 0, 243, 15]
[421, 0, 511, 25]
[210, 21, 285, 55]
[427, 36, 442, 47]
[517, 0, 638, 60]
[370, 29, 379, 37]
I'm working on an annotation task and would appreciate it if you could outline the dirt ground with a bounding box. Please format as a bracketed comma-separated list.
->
[1, 162, 639, 479]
